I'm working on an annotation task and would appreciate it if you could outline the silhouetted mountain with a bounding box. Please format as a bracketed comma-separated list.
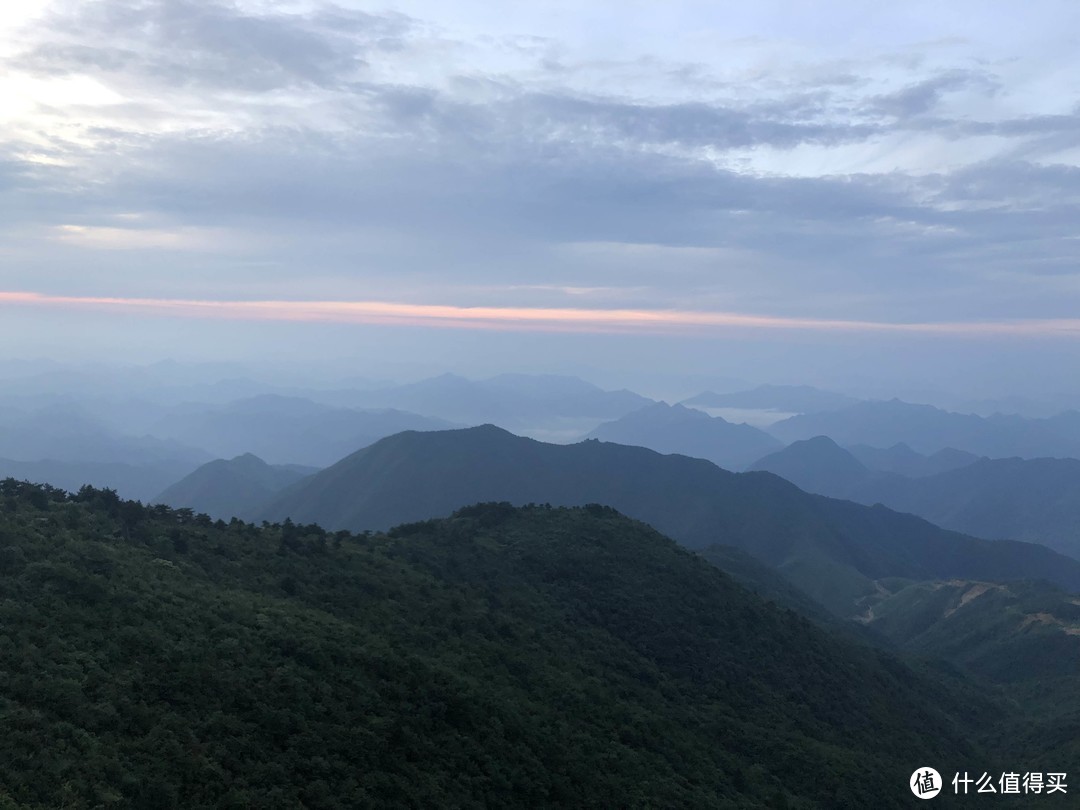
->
[259, 426, 1080, 615]
[322, 373, 652, 437]
[947, 395, 1064, 419]
[0, 362, 289, 405]
[584, 402, 782, 470]
[683, 384, 859, 413]
[148, 396, 455, 466]
[751, 441, 1080, 560]
[848, 443, 980, 477]
[0, 406, 210, 468]
[155, 453, 317, 521]
[0, 483, 1000, 807]
[853, 457, 1080, 560]
[1044, 409, 1080, 443]
[748, 436, 871, 494]
[750, 435, 1080, 557]
[750, 438, 980, 499]
[770, 399, 1080, 458]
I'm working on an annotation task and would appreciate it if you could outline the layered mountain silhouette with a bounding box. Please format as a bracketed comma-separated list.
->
[748, 435, 872, 494]
[0, 406, 209, 468]
[0, 405, 208, 500]
[682, 384, 859, 414]
[769, 399, 1080, 458]
[847, 442, 979, 477]
[319, 373, 652, 436]
[155, 453, 317, 521]
[258, 425, 1080, 615]
[583, 402, 781, 470]
[752, 437, 1080, 559]
[149, 395, 455, 467]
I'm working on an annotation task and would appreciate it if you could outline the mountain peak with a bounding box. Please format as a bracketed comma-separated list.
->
[584, 402, 778, 470]
[748, 436, 869, 495]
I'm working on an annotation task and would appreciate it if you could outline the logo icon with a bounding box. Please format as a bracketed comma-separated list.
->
[911, 768, 942, 799]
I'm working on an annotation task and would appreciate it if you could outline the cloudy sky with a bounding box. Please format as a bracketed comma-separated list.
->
[2, 1, 1079, 398]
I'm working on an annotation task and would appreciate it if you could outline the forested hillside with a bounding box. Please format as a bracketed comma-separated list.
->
[0, 481, 1000, 808]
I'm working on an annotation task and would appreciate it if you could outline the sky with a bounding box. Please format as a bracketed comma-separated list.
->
[2, 1, 1080, 400]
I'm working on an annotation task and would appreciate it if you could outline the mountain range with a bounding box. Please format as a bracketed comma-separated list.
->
[316, 373, 652, 439]
[751, 436, 1080, 559]
[583, 401, 782, 470]
[846, 442, 980, 477]
[682, 384, 860, 414]
[148, 395, 455, 467]
[257, 425, 1080, 615]
[0, 405, 209, 468]
[154, 453, 317, 521]
[0, 483, 1005, 808]
[769, 399, 1080, 458]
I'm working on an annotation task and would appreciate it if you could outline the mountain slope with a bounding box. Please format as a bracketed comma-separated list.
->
[0, 483, 1000, 808]
[847, 443, 979, 477]
[260, 426, 1080, 615]
[747, 436, 872, 494]
[753, 443, 1080, 560]
[155, 453, 316, 520]
[853, 457, 1080, 559]
[584, 402, 782, 470]
[863, 578, 1080, 684]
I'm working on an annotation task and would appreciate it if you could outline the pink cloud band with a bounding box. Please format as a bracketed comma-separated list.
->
[2, 290, 1078, 338]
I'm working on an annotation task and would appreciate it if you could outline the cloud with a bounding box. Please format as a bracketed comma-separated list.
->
[3, 289, 1080, 339]
[872, 69, 996, 118]
[2, 0, 1080, 335]
[13, 0, 413, 92]
[52, 223, 237, 250]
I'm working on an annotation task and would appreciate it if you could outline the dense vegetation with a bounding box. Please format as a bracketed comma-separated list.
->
[0, 481, 1001, 808]
[866, 578, 1080, 683]
[258, 425, 1080, 615]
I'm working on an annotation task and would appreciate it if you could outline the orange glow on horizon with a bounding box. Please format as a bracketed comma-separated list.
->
[2, 290, 1079, 338]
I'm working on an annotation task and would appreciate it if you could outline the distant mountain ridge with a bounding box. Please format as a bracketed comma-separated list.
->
[751, 436, 1080, 559]
[747, 435, 872, 494]
[258, 425, 1080, 615]
[847, 442, 980, 477]
[317, 373, 653, 436]
[149, 396, 455, 467]
[156, 453, 317, 521]
[855, 456, 1080, 559]
[683, 384, 859, 414]
[0, 406, 210, 468]
[583, 402, 782, 470]
[769, 399, 1080, 458]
